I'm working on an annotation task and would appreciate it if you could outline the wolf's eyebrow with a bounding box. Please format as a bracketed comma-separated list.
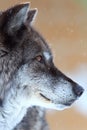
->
[43, 52, 51, 61]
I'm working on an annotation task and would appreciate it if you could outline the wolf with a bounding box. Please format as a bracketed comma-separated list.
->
[0, 2, 84, 130]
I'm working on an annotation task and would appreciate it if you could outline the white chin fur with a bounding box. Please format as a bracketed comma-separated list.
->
[43, 103, 71, 111]
[54, 104, 71, 111]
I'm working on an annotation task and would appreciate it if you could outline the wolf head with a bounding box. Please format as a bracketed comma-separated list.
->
[0, 3, 84, 110]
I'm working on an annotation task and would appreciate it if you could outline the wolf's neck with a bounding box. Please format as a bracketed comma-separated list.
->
[0, 83, 30, 130]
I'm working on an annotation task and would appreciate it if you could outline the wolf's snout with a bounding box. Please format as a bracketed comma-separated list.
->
[73, 85, 84, 97]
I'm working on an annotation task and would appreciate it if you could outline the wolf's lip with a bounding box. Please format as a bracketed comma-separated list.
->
[63, 99, 76, 106]
[40, 93, 51, 101]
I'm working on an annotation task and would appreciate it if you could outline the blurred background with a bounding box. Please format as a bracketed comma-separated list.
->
[0, 0, 87, 130]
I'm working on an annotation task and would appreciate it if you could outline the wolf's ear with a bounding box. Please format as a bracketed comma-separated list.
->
[26, 9, 38, 25]
[0, 3, 30, 34]
[8, 3, 30, 34]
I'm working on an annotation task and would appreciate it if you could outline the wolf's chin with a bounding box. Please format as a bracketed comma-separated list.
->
[54, 104, 71, 110]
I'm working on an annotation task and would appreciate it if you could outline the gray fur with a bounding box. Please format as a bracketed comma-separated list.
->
[15, 107, 49, 130]
[0, 3, 84, 130]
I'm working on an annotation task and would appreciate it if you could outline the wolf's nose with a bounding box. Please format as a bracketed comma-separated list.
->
[73, 85, 84, 97]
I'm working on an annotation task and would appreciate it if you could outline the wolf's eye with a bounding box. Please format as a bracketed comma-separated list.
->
[36, 55, 43, 62]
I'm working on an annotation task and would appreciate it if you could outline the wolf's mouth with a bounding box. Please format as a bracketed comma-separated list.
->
[40, 94, 76, 106]
[40, 93, 51, 101]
